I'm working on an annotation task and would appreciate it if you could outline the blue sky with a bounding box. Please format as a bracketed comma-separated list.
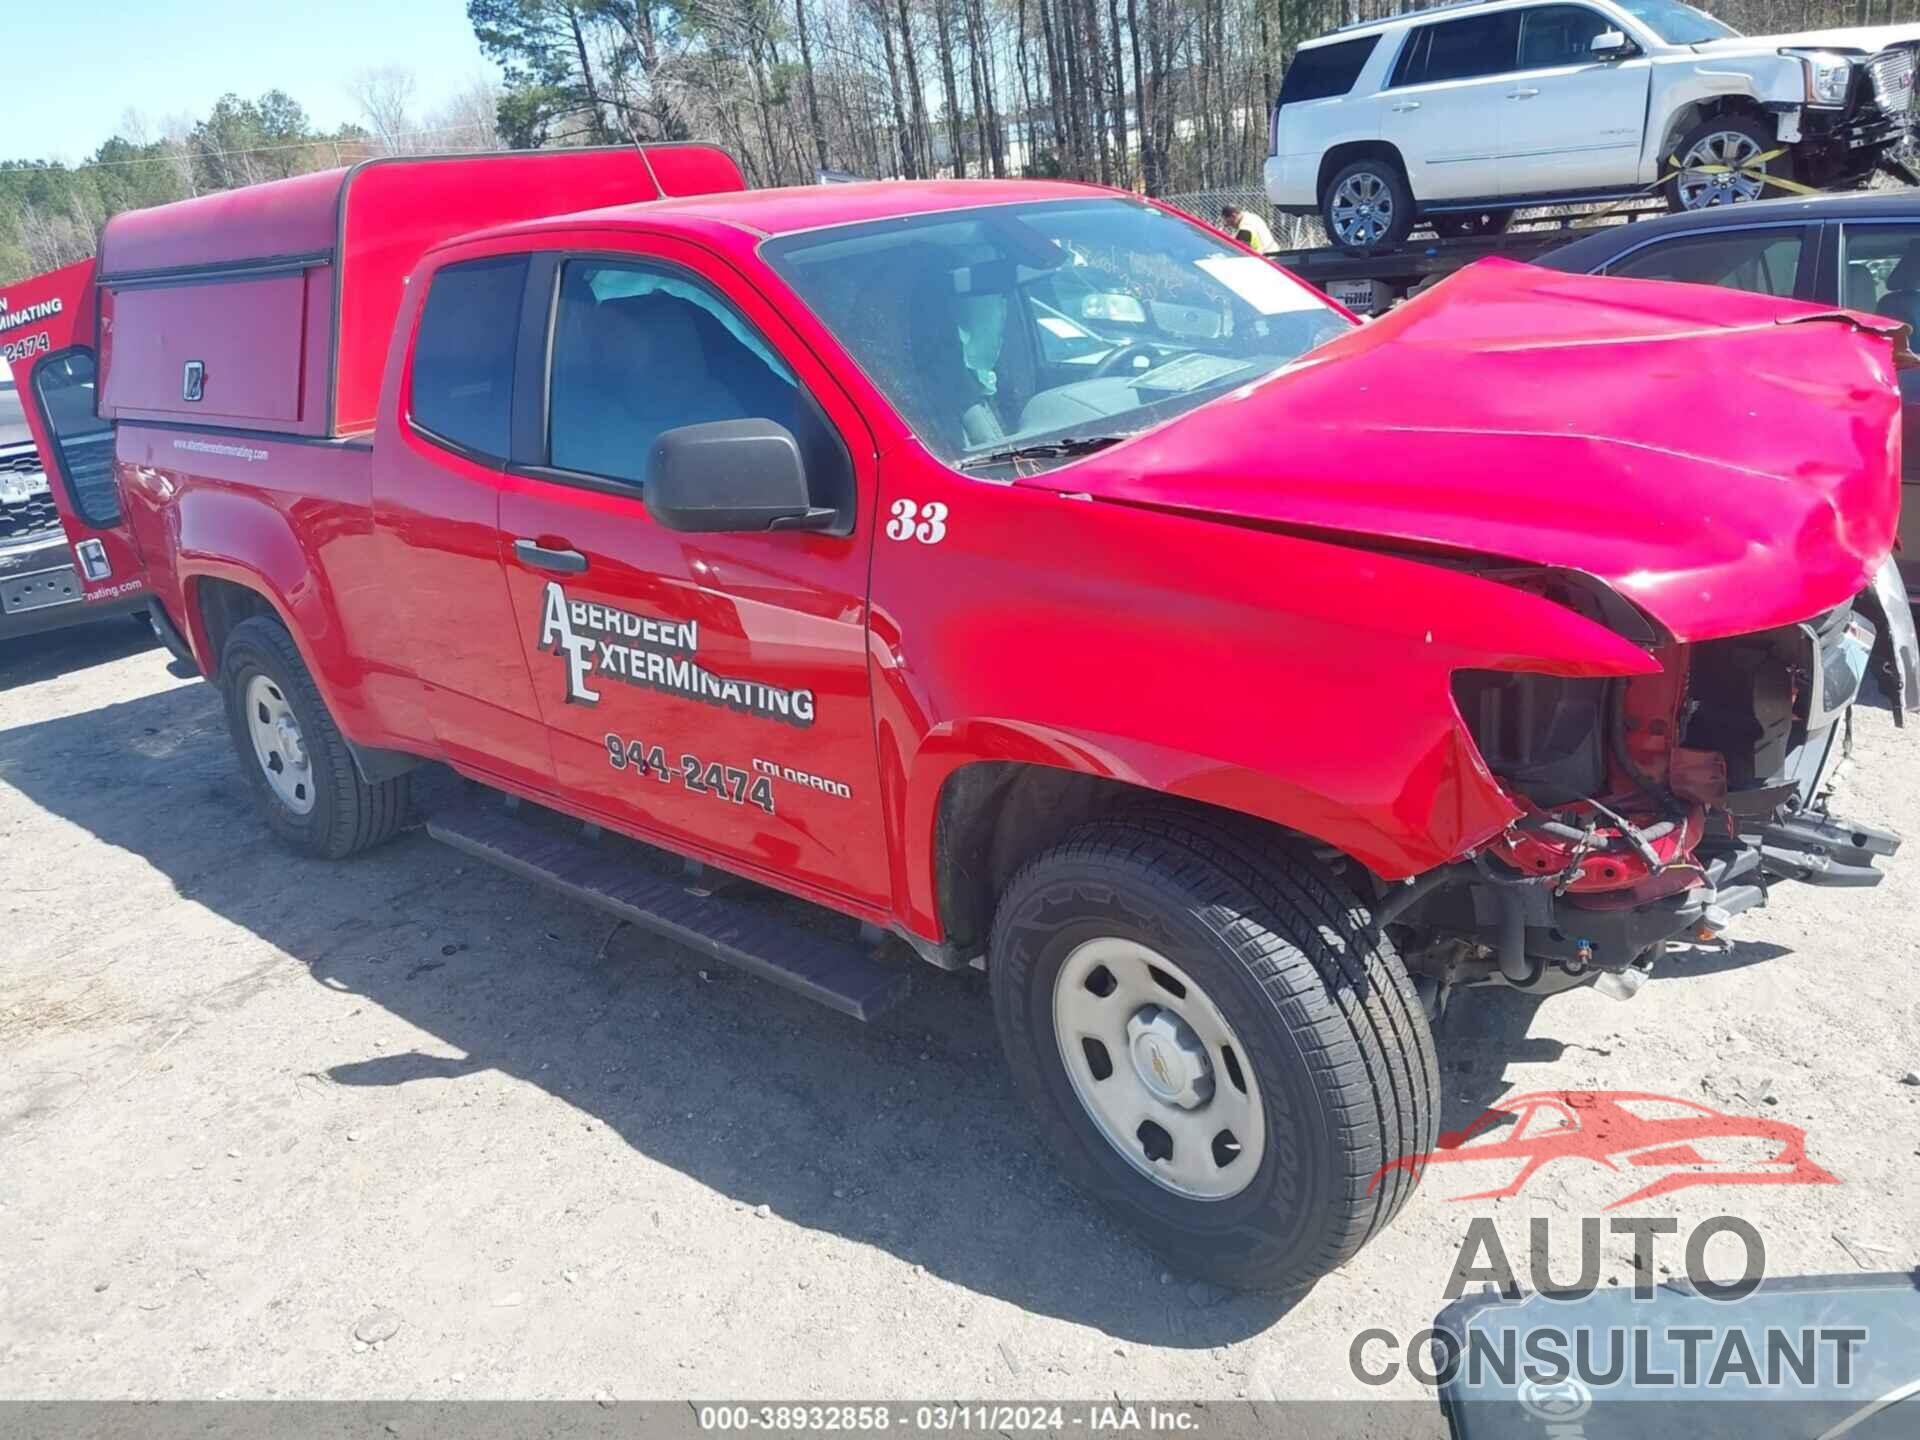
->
[9, 1, 500, 164]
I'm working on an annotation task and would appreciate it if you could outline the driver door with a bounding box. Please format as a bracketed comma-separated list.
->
[496, 236, 894, 911]
[1497, 5, 1652, 195]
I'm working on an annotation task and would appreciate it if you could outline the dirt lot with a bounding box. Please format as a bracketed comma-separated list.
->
[2, 622, 1916, 1417]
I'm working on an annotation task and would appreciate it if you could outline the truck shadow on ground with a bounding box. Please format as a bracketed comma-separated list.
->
[1, 676, 1642, 1347]
[0, 619, 156, 690]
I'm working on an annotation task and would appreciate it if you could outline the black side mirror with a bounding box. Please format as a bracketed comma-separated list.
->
[644, 418, 836, 533]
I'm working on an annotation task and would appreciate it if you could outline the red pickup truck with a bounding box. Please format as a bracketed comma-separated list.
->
[16, 145, 1916, 1289]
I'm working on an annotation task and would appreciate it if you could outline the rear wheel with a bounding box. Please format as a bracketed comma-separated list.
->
[1321, 158, 1414, 252]
[989, 809, 1438, 1289]
[219, 615, 409, 858]
[1666, 115, 1788, 211]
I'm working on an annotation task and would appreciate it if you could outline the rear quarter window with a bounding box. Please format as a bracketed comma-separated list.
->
[1277, 36, 1382, 105]
[408, 255, 527, 463]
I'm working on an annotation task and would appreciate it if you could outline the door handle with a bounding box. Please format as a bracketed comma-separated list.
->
[1391, 100, 1421, 112]
[513, 538, 589, 574]
[1507, 87, 1540, 99]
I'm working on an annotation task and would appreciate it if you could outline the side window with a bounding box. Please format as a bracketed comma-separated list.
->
[546, 260, 848, 509]
[1517, 5, 1614, 69]
[1276, 36, 1382, 105]
[409, 255, 527, 462]
[32, 350, 119, 528]
[1839, 223, 1920, 324]
[1607, 228, 1805, 299]
[1395, 11, 1522, 86]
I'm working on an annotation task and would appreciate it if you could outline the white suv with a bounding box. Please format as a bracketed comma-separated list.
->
[1265, 0, 1919, 251]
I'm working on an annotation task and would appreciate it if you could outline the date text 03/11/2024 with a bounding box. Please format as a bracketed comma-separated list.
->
[695, 1403, 1203, 1431]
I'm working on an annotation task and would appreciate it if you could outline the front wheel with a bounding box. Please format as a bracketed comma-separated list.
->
[1666, 115, 1789, 211]
[989, 810, 1438, 1289]
[219, 615, 410, 858]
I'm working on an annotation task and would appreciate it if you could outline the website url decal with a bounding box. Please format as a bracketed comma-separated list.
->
[171, 438, 268, 463]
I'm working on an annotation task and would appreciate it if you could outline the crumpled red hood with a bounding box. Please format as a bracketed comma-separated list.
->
[1025, 260, 1904, 643]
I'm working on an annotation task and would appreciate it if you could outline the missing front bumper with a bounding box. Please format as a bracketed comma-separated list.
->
[1749, 809, 1902, 886]
[1397, 803, 1898, 995]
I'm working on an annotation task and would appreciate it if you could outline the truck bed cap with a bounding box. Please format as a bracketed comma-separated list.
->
[92, 146, 744, 437]
[99, 168, 347, 281]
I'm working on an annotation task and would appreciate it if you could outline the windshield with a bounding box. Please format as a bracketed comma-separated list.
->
[762, 198, 1351, 470]
[1618, 0, 1738, 43]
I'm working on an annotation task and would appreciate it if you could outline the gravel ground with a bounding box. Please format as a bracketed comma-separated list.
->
[1, 622, 1916, 1419]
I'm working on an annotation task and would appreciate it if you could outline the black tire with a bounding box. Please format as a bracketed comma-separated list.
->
[1320, 157, 1414, 253]
[1431, 209, 1512, 240]
[1664, 114, 1790, 212]
[989, 808, 1439, 1290]
[218, 615, 409, 858]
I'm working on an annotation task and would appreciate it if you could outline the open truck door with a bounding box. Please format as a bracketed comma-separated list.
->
[1, 257, 150, 625]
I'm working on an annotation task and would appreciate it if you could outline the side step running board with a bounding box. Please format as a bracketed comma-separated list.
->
[427, 794, 911, 1021]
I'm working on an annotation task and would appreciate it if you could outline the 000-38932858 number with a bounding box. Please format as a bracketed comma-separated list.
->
[697, 1404, 894, 1430]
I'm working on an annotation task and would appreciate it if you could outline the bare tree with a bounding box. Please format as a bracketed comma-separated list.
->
[424, 76, 503, 152]
[159, 113, 200, 198]
[346, 65, 419, 153]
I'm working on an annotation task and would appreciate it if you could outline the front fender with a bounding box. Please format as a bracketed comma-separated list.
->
[871, 469, 1659, 941]
[1647, 58, 1802, 175]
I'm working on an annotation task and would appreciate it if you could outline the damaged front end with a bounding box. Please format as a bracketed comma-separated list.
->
[1391, 560, 1914, 1005]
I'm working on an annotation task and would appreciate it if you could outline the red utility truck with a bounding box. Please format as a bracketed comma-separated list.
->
[18, 146, 1916, 1289]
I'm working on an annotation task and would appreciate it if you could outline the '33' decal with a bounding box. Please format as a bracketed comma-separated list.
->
[886, 499, 948, 544]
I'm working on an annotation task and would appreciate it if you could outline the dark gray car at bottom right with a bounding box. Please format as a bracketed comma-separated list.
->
[1537, 189, 1920, 606]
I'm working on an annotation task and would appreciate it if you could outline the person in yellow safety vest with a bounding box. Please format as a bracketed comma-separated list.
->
[1221, 204, 1277, 255]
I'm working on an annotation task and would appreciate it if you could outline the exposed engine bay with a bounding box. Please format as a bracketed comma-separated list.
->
[1389, 560, 1917, 1009]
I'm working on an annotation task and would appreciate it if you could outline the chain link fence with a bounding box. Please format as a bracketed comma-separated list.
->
[1160, 187, 1328, 249]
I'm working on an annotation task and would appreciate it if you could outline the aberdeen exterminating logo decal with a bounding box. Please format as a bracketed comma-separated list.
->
[0, 292, 64, 333]
[537, 581, 816, 727]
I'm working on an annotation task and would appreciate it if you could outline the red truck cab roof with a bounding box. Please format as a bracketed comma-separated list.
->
[94, 145, 746, 438]
[466, 177, 1118, 246]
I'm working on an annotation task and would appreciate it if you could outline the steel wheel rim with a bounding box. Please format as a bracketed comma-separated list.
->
[1678, 131, 1766, 208]
[1331, 172, 1394, 248]
[1052, 938, 1266, 1200]
[244, 673, 315, 815]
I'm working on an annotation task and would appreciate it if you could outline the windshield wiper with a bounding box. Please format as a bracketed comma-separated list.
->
[956, 435, 1125, 472]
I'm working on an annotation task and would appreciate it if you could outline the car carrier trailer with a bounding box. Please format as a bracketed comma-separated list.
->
[1271, 203, 1665, 315]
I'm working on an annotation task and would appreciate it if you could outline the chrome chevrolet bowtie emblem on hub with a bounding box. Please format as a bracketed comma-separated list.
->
[1125, 1006, 1214, 1110]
